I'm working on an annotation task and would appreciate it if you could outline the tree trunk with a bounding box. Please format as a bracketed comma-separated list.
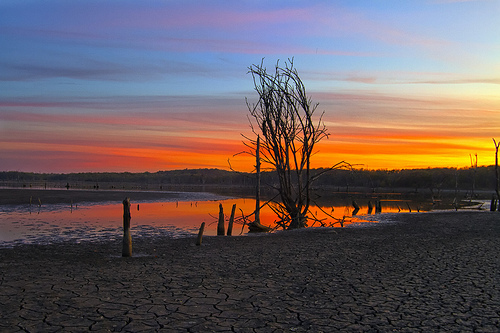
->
[288, 210, 305, 229]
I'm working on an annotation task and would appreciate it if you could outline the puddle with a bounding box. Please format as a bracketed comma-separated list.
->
[0, 196, 425, 247]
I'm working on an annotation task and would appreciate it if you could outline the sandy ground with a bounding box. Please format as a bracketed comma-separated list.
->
[0, 209, 499, 332]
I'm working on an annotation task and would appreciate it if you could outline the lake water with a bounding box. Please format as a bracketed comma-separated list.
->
[0, 193, 429, 247]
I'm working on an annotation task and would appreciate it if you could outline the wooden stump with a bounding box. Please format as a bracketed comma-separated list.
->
[352, 200, 360, 216]
[227, 204, 236, 236]
[490, 197, 497, 212]
[367, 201, 373, 214]
[122, 198, 132, 257]
[217, 203, 225, 236]
[196, 222, 205, 246]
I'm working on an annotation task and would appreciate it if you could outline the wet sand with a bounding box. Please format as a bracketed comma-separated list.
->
[1, 210, 499, 332]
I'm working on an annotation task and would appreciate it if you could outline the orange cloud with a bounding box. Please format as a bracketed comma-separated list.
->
[1, 90, 498, 172]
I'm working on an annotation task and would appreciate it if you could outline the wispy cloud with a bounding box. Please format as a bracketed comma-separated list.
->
[431, 0, 486, 3]
[407, 78, 500, 85]
[0, 57, 230, 82]
[0, 1, 498, 172]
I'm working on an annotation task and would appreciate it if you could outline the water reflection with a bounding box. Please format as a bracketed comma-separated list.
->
[0, 197, 431, 247]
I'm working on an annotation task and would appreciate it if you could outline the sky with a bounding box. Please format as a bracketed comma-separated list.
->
[0, 0, 499, 173]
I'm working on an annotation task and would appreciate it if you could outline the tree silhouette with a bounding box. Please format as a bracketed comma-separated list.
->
[243, 59, 346, 229]
[493, 138, 499, 201]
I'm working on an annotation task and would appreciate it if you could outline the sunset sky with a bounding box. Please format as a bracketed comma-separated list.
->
[1, 0, 499, 173]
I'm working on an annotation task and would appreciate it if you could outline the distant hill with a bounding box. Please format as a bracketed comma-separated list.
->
[0, 166, 496, 195]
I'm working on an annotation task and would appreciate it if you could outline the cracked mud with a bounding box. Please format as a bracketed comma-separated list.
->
[1, 211, 499, 332]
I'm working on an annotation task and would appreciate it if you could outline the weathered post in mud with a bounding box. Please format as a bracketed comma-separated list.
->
[122, 198, 132, 257]
[490, 196, 497, 212]
[375, 200, 382, 213]
[227, 204, 236, 236]
[217, 203, 225, 236]
[196, 222, 205, 246]
[352, 200, 360, 216]
[367, 201, 373, 214]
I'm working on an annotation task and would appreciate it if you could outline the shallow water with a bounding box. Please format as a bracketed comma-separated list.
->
[0, 193, 430, 247]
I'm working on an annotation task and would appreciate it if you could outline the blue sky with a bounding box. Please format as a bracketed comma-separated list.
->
[1, 0, 499, 172]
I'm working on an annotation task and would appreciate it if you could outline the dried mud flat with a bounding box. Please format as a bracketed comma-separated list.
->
[1, 210, 499, 332]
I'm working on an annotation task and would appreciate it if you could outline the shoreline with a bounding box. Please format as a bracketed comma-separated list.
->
[0, 187, 230, 206]
[1, 210, 499, 331]
[0, 187, 493, 248]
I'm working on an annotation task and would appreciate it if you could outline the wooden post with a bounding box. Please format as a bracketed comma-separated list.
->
[196, 222, 205, 246]
[122, 198, 132, 257]
[367, 201, 373, 214]
[351, 200, 360, 216]
[255, 135, 261, 224]
[490, 196, 497, 212]
[227, 204, 236, 236]
[217, 203, 225, 236]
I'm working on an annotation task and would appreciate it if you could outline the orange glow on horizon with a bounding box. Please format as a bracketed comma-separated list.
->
[1, 91, 498, 173]
[1, 132, 496, 172]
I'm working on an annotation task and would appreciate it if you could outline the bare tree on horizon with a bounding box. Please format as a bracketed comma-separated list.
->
[242, 59, 347, 229]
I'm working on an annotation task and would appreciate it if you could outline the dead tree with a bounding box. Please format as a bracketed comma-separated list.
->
[490, 139, 500, 212]
[244, 59, 346, 229]
[469, 153, 478, 199]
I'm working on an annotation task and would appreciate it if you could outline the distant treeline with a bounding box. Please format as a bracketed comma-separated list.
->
[0, 166, 496, 193]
